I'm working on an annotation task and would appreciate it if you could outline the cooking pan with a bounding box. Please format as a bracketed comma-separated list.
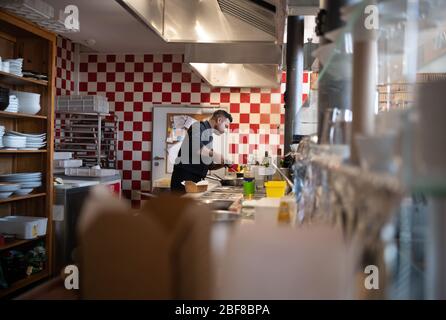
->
[207, 173, 244, 186]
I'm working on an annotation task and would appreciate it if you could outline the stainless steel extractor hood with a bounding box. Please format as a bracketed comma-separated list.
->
[116, 0, 283, 43]
[185, 43, 283, 88]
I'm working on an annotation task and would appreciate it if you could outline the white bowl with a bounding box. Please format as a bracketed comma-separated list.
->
[0, 191, 13, 199]
[14, 188, 33, 196]
[18, 103, 41, 115]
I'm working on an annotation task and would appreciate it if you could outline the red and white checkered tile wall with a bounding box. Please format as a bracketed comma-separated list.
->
[56, 36, 75, 96]
[55, 49, 310, 205]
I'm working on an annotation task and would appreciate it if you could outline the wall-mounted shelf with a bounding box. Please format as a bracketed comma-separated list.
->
[0, 70, 48, 86]
[0, 111, 47, 120]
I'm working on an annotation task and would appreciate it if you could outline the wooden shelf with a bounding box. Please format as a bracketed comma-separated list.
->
[0, 192, 46, 205]
[0, 111, 47, 119]
[0, 149, 47, 154]
[0, 235, 45, 251]
[0, 70, 48, 86]
[0, 269, 49, 298]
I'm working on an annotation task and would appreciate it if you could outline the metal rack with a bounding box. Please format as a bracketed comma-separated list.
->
[55, 111, 118, 168]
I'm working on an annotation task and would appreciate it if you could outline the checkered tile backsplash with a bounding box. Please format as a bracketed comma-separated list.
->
[56, 36, 75, 96]
[74, 53, 310, 205]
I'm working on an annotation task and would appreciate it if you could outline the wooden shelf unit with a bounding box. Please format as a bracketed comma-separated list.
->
[0, 10, 55, 297]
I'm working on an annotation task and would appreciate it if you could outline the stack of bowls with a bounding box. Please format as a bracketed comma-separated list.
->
[0, 125, 4, 148]
[0, 172, 42, 196]
[0, 182, 20, 199]
[5, 95, 18, 113]
[11, 90, 40, 115]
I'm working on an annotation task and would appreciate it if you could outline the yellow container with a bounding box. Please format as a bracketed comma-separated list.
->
[264, 181, 287, 198]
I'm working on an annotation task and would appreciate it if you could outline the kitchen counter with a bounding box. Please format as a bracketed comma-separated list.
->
[54, 173, 121, 189]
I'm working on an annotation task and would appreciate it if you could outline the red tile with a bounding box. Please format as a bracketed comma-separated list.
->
[134, 82, 143, 92]
[132, 161, 142, 170]
[230, 144, 238, 153]
[106, 92, 115, 102]
[163, 73, 172, 82]
[250, 124, 259, 133]
[172, 83, 181, 92]
[163, 54, 173, 62]
[88, 55, 97, 63]
[162, 92, 171, 102]
[144, 54, 153, 62]
[220, 92, 230, 103]
[191, 83, 201, 93]
[182, 73, 191, 82]
[303, 72, 308, 83]
[181, 93, 190, 102]
[106, 55, 116, 62]
[201, 93, 210, 103]
[124, 92, 133, 101]
[123, 151, 132, 161]
[172, 63, 182, 72]
[125, 72, 134, 82]
[87, 72, 97, 82]
[142, 151, 150, 160]
[124, 112, 133, 121]
[106, 72, 115, 82]
[153, 83, 162, 92]
[260, 94, 270, 103]
[143, 72, 153, 82]
[132, 180, 141, 189]
[239, 134, 249, 144]
[240, 93, 250, 103]
[260, 114, 270, 124]
[97, 82, 106, 91]
[115, 102, 124, 112]
[230, 88, 240, 93]
[125, 55, 134, 62]
[251, 88, 261, 93]
[154, 63, 163, 72]
[133, 122, 142, 131]
[143, 112, 152, 121]
[124, 131, 132, 140]
[134, 62, 143, 72]
[79, 62, 88, 72]
[302, 93, 308, 103]
[229, 103, 239, 113]
[134, 102, 142, 112]
[239, 114, 250, 123]
[115, 82, 124, 92]
[230, 123, 239, 132]
[282, 72, 287, 83]
[97, 63, 106, 72]
[249, 144, 258, 153]
[142, 132, 151, 142]
[250, 103, 260, 113]
[123, 170, 131, 179]
[271, 104, 281, 114]
[116, 63, 125, 72]
[133, 141, 142, 150]
[141, 170, 151, 180]
[79, 82, 87, 92]
[143, 92, 152, 102]
[260, 134, 269, 144]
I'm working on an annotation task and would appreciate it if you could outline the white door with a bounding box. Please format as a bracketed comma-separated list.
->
[151, 106, 227, 191]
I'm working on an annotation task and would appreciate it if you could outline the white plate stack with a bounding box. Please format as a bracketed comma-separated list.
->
[2, 134, 26, 149]
[0, 125, 4, 148]
[5, 95, 18, 113]
[0, 172, 42, 197]
[11, 91, 40, 115]
[4, 58, 23, 77]
[4, 131, 46, 150]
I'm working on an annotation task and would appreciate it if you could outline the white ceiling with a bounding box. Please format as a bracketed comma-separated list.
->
[46, 0, 185, 54]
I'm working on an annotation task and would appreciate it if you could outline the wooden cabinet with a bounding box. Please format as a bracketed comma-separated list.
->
[0, 10, 55, 298]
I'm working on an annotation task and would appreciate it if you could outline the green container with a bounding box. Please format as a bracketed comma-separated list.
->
[243, 179, 255, 198]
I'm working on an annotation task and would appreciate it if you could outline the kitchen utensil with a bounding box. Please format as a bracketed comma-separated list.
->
[209, 173, 244, 186]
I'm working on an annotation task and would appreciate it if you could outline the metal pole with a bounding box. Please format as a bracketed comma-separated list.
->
[284, 15, 304, 154]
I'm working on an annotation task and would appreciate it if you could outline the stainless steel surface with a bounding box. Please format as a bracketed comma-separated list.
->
[284, 15, 304, 153]
[118, 0, 277, 43]
[188, 63, 281, 88]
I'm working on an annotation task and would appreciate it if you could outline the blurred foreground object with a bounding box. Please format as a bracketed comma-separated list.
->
[77, 186, 212, 299]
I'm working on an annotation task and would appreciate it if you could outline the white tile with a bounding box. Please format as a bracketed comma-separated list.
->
[271, 93, 281, 103]
[250, 93, 260, 103]
[123, 121, 133, 132]
[132, 150, 142, 161]
[124, 102, 133, 112]
[125, 63, 133, 72]
[181, 83, 191, 92]
[123, 160, 132, 170]
[122, 180, 131, 190]
[124, 82, 133, 91]
[260, 103, 270, 114]
[133, 131, 142, 141]
[250, 113, 260, 124]
[133, 112, 142, 122]
[106, 83, 115, 91]
[172, 73, 181, 82]
[143, 83, 153, 92]
[162, 83, 172, 92]
[230, 93, 240, 103]
[132, 170, 141, 181]
[115, 73, 125, 82]
[171, 93, 181, 103]
[163, 63, 172, 72]
[239, 103, 250, 113]
[134, 92, 143, 102]
[153, 73, 162, 82]
[143, 63, 153, 72]
[115, 92, 124, 102]
[152, 92, 162, 102]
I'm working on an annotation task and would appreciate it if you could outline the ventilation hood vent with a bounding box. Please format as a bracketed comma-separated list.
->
[216, 0, 276, 37]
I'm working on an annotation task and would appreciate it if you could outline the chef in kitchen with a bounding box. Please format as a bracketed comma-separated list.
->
[170, 110, 234, 193]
